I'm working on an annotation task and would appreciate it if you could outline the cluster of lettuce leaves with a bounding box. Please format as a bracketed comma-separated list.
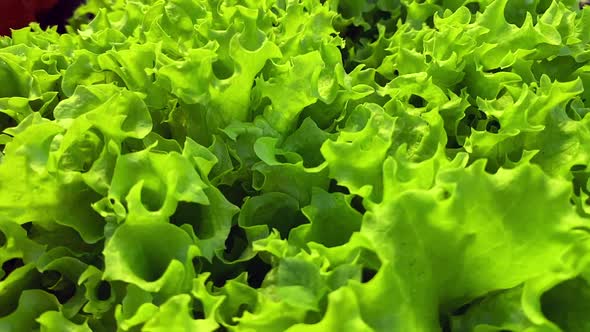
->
[1, 0, 590, 330]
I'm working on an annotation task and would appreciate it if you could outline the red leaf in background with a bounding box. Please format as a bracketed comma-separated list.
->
[0, 0, 59, 36]
[34, 0, 60, 11]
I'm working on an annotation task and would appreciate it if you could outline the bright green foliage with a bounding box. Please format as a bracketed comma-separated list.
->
[1, 0, 590, 331]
